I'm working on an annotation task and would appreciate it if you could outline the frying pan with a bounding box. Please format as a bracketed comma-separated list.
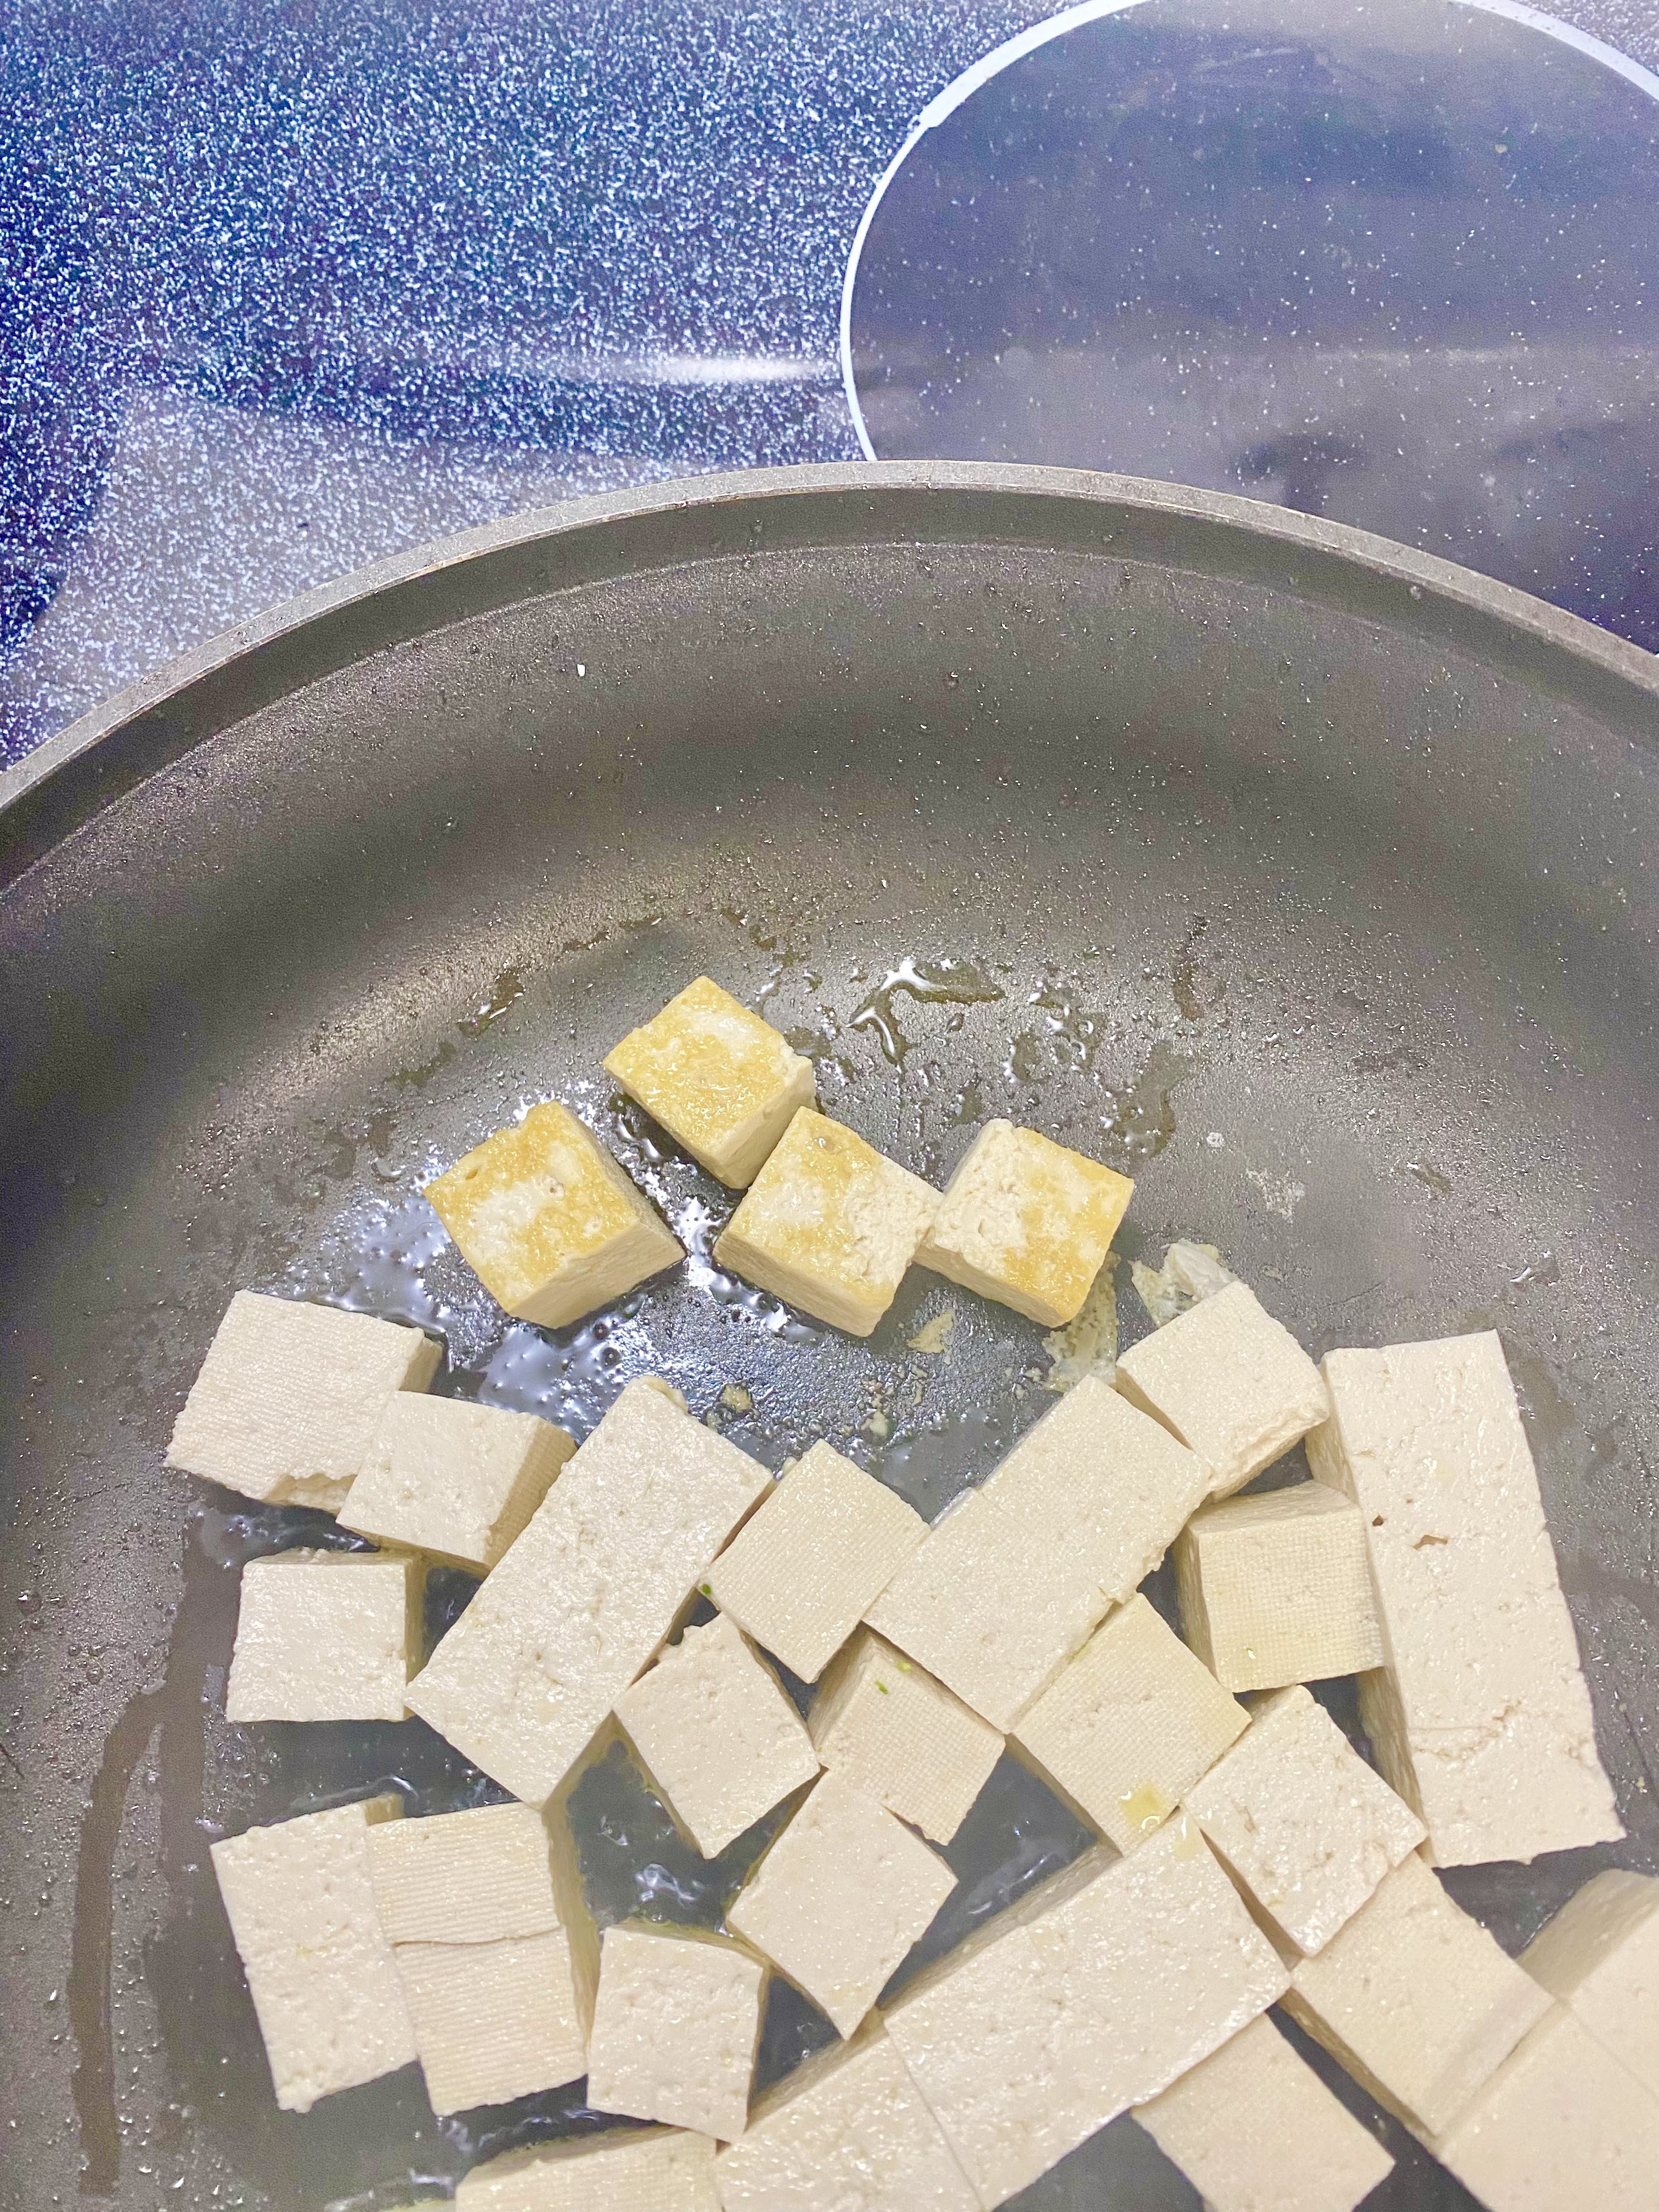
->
[3, 461, 1657, 2211]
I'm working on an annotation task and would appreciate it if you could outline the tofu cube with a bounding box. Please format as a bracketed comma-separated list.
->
[1011, 1593, 1248, 1853]
[1282, 1852, 1553, 2135]
[613, 1613, 820, 1858]
[392, 1937, 591, 2114]
[604, 976, 816, 1188]
[427, 1101, 684, 1330]
[809, 1628, 1003, 1846]
[1424, 2005, 1659, 2212]
[714, 2021, 978, 2212]
[1133, 2013, 1395, 2212]
[1115, 1278, 1329, 1497]
[407, 1379, 771, 1804]
[706, 1442, 926, 1683]
[867, 1375, 1209, 1728]
[1174, 1481, 1384, 1691]
[340, 1396, 574, 1573]
[1184, 1685, 1426, 1956]
[1520, 1870, 1659, 2101]
[225, 1548, 418, 1723]
[586, 1922, 766, 2142]
[712, 1109, 938, 1337]
[167, 1290, 441, 1510]
[1309, 1331, 1623, 1867]
[211, 1795, 417, 2112]
[726, 1773, 955, 2038]
[918, 1119, 1134, 1327]
[455, 2126, 719, 2210]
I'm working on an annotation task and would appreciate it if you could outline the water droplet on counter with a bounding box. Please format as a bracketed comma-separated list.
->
[16, 1590, 41, 1616]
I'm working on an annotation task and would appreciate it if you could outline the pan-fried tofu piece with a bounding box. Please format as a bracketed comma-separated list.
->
[1520, 1870, 1659, 2100]
[707, 1442, 926, 1683]
[1174, 1483, 1384, 1691]
[613, 1613, 819, 1858]
[226, 1548, 418, 1723]
[726, 1773, 955, 2039]
[809, 1628, 1003, 1846]
[604, 977, 816, 1188]
[455, 2126, 719, 2210]
[867, 1377, 1209, 1728]
[1115, 1279, 1329, 1497]
[714, 2021, 978, 2212]
[406, 1380, 771, 1804]
[427, 1101, 684, 1330]
[712, 1110, 938, 1337]
[1133, 2013, 1394, 2212]
[1308, 1331, 1622, 1866]
[586, 1922, 766, 2142]
[1423, 2004, 1659, 2212]
[918, 1119, 1133, 1327]
[1011, 1593, 1248, 1853]
[1185, 1686, 1426, 1955]
[340, 1396, 574, 1573]
[211, 1795, 417, 2112]
[1283, 1853, 1552, 2135]
[167, 1290, 441, 1510]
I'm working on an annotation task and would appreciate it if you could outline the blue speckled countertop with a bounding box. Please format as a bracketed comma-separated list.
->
[4, 0, 1658, 766]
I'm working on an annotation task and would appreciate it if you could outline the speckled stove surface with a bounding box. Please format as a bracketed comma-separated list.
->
[3, 0, 1658, 765]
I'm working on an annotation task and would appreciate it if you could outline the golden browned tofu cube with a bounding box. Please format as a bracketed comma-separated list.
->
[605, 976, 816, 1188]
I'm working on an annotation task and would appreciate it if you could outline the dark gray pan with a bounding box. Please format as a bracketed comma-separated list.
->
[3, 462, 1657, 2210]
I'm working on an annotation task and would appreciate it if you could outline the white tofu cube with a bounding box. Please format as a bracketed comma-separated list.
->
[586, 1922, 766, 2142]
[1309, 1331, 1623, 1868]
[883, 1817, 1288, 2209]
[1424, 2005, 1659, 2212]
[340, 1396, 574, 1573]
[1282, 1852, 1553, 2135]
[726, 1773, 955, 2038]
[917, 1119, 1134, 1327]
[366, 1799, 584, 1946]
[455, 2126, 719, 2210]
[427, 1101, 684, 1330]
[613, 1613, 820, 1858]
[867, 1376, 1209, 1728]
[1115, 1278, 1329, 1497]
[393, 1936, 591, 2114]
[1174, 1481, 1384, 1691]
[1520, 1870, 1659, 2101]
[167, 1290, 442, 1510]
[1130, 1238, 1237, 1327]
[1011, 1593, 1248, 1853]
[211, 1795, 417, 2112]
[407, 1379, 771, 1804]
[1133, 2013, 1394, 2212]
[714, 2021, 978, 2212]
[712, 1109, 938, 1337]
[706, 1442, 926, 1682]
[809, 1628, 1003, 1846]
[604, 976, 816, 1189]
[225, 1548, 418, 1723]
[1184, 1685, 1426, 1956]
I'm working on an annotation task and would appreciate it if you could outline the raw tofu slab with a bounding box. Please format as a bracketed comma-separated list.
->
[714, 2021, 978, 2212]
[406, 1379, 771, 1804]
[604, 976, 816, 1188]
[917, 1119, 1133, 1327]
[456, 2126, 719, 2210]
[707, 1442, 926, 1682]
[366, 1801, 573, 1946]
[1011, 1593, 1247, 1853]
[1283, 1852, 1552, 2136]
[394, 1932, 589, 2111]
[341, 1395, 574, 1572]
[1173, 1482, 1384, 1691]
[867, 1377, 1209, 1729]
[225, 1548, 417, 1722]
[1308, 1331, 1622, 1865]
[211, 1795, 417, 2112]
[809, 1628, 1003, 1846]
[1133, 2013, 1394, 2212]
[1115, 1278, 1329, 1497]
[1185, 1686, 1426, 1956]
[587, 1923, 765, 2142]
[1520, 1870, 1659, 2100]
[167, 1290, 441, 1510]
